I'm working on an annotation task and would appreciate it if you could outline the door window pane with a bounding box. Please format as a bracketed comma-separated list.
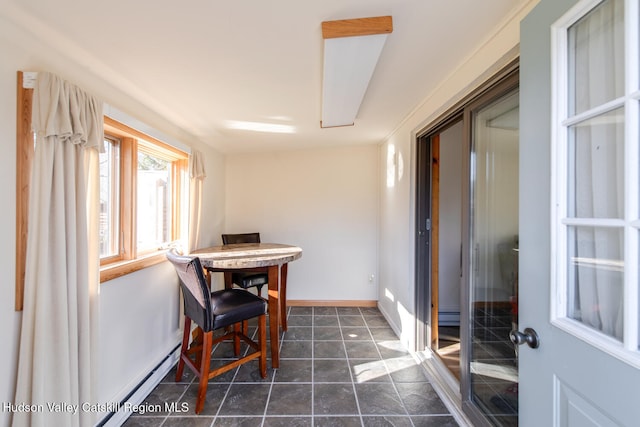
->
[567, 226, 624, 340]
[568, 108, 624, 219]
[137, 150, 171, 252]
[568, 0, 624, 116]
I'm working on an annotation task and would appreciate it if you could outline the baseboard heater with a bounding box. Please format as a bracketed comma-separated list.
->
[438, 311, 460, 326]
[96, 344, 180, 427]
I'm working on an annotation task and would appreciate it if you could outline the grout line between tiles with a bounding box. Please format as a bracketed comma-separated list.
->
[310, 306, 315, 422]
[338, 308, 364, 426]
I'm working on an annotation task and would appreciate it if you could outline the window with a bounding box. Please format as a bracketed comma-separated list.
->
[100, 117, 188, 282]
[552, 0, 640, 363]
[100, 136, 121, 259]
[15, 73, 189, 310]
[136, 148, 172, 252]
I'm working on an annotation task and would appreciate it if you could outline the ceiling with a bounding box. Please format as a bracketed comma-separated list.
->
[3, 0, 528, 153]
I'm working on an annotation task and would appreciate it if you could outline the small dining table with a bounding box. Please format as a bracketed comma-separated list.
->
[191, 243, 302, 368]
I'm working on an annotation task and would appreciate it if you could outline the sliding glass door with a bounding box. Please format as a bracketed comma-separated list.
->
[466, 87, 520, 426]
[416, 65, 520, 426]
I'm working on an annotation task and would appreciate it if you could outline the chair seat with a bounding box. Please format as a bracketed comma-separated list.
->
[211, 288, 267, 330]
[231, 272, 269, 289]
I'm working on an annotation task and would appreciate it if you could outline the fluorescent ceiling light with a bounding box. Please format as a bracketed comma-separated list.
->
[321, 16, 393, 128]
[226, 120, 296, 134]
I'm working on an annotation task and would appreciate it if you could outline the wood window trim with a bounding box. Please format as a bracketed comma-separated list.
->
[172, 158, 188, 243]
[101, 118, 188, 282]
[15, 72, 188, 310]
[103, 116, 188, 251]
[104, 116, 187, 161]
[16, 72, 33, 311]
[99, 252, 168, 283]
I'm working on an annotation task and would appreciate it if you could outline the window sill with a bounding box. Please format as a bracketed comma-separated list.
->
[100, 251, 167, 283]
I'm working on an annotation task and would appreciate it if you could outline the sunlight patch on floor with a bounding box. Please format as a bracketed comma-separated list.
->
[470, 361, 517, 382]
[352, 360, 389, 383]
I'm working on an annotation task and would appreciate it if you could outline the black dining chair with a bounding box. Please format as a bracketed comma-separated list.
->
[166, 249, 267, 414]
[220, 232, 269, 297]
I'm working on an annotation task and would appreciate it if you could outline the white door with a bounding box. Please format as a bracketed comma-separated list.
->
[519, 0, 640, 426]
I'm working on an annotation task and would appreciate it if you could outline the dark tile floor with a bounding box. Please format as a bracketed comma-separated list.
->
[122, 306, 460, 427]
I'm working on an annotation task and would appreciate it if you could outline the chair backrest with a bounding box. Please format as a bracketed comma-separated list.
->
[221, 232, 261, 245]
[166, 249, 213, 332]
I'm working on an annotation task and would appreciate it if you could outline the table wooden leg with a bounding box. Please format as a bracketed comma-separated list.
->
[280, 263, 288, 331]
[223, 271, 233, 289]
[267, 265, 280, 368]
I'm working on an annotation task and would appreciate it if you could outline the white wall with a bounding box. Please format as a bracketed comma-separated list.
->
[98, 263, 180, 407]
[0, 11, 225, 427]
[378, 1, 539, 350]
[225, 146, 379, 302]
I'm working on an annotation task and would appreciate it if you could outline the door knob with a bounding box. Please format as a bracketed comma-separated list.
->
[509, 327, 540, 349]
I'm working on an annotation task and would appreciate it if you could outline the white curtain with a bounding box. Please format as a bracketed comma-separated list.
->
[13, 73, 102, 427]
[188, 149, 206, 252]
[571, 0, 624, 339]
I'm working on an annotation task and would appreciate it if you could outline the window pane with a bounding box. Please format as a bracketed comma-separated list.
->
[137, 150, 171, 252]
[568, 108, 624, 218]
[99, 138, 120, 257]
[568, 0, 624, 115]
[567, 226, 624, 340]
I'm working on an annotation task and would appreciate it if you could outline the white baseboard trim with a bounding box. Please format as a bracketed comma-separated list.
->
[97, 346, 179, 427]
[415, 350, 474, 427]
[376, 302, 402, 338]
[288, 300, 377, 307]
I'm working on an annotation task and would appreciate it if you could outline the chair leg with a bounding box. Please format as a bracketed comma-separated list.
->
[258, 314, 267, 378]
[233, 322, 241, 356]
[195, 331, 213, 414]
[242, 319, 249, 336]
[176, 317, 191, 382]
[257, 284, 263, 297]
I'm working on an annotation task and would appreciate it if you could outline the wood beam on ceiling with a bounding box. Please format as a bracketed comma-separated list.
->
[322, 16, 393, 39]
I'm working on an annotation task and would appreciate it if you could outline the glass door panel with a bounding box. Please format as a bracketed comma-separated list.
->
[568, 0, 624, 116]
[470, 89, 519, 426]
[569, 108, 625, 219]
[567, 225, 624, 339]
